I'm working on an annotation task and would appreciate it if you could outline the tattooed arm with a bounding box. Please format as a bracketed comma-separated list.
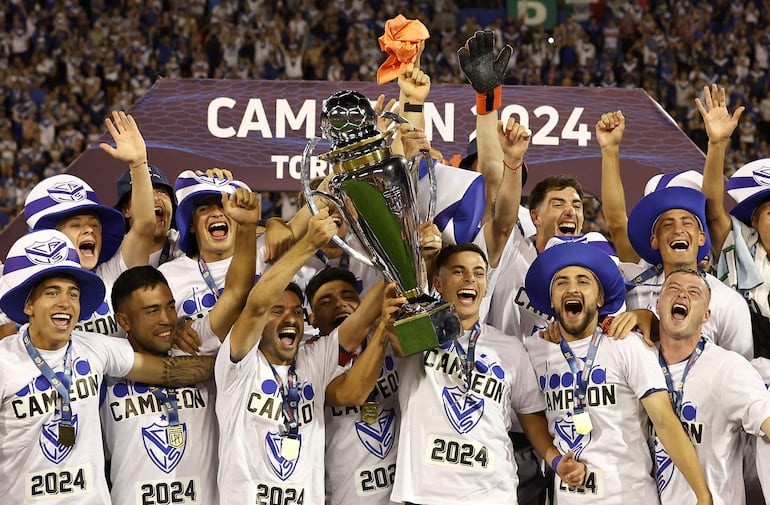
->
[124, 353, 216, 387]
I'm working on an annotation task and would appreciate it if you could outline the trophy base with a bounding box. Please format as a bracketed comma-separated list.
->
[394, 301, 461, 356]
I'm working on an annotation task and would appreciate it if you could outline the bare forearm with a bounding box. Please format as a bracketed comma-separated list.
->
[209, 226, 257, 338]
[326, 323, 390, 406]
[517, 412, 559, 463]
[600, 145, 638, 262]
[339, 280, 385, 351]
[703, 140, 731, 252]
[126, 354, 215, 387]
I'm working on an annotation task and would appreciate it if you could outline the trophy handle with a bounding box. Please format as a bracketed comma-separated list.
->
[380, 111, 437, 221]
[301, 137, 376, 268]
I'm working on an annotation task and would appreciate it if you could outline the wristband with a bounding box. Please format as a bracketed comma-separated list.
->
[403, 102, 424, 113]
[503, 159, 523, 172]
[130, 160, 148, 170]
[476, 86, 502, 115]
[551, 455, 563, 473]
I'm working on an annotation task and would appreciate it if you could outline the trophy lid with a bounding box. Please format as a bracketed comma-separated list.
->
[321, 90, 386, 157]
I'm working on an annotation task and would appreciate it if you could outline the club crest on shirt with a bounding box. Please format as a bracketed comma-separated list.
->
[39, 414, 79, 464]
[653, 437, 674, 494]
[554, 415, 591, 460]
[141, 422, 187, 473]
[265, 431, 301, 481]
[441, 386, 484, 434]
[25, 239, 68, 264]
[48, 181, 87, 202]
[354, 408, 396, 459]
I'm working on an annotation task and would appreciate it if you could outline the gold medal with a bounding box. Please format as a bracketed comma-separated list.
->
[58, 424, 75, 447]
[167, 424, 185, 449]
[361, 401, 380, 424]
[573, 411, 593, 435]
[281, 436, 300, 461]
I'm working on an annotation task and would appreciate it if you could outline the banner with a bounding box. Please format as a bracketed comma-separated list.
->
[0, 79, 705, 257]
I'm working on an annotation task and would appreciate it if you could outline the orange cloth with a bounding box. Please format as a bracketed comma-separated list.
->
[376, 15, 430, 84]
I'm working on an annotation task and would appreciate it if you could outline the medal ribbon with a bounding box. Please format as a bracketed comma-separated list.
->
[149, 386, 181, 427]
[268, 361, 301, 438]
[158, 239, 172, 266]
[658, 337, 705, 417]
[197, 256, 220, 300]
[559, 326, 603, 414]
[23, 331, 75, 431]
[452, 321, 482, 391]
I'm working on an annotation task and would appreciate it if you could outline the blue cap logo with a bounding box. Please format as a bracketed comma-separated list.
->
[25, 239, 68, 265]
[48, 182, 87, 203]
[752, 166, 770, 186]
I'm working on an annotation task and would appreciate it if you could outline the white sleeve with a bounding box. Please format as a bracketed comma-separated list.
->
[97, 336, 136, 378]
[721, 355, 770, 437]
[214, 333, 261, 394]
[708, 284, 754, 359]
[298, 328, 346, 387]
[758, 436, 770, 501]
[618, 334, 667, 398]
[509, 339, 547, 416]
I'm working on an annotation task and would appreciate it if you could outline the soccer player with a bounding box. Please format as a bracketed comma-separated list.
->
[215, 209, 400, 505]
[652, 267, 770, 505]
[523, 241, 712, 504]
[0, 230, 215, 504]
[391, 243, 586, 505]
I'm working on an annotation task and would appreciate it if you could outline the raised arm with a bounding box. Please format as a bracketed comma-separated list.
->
[325, 282, 405, 406]
[337, 279, 385, 352]
[457, 30, 513, 227]
[696, 83, 745, 253]
[125, 353, 215, 388]
[597, 110, 639, 262]
[228, 209, 337, 362]
[99, 111, 155, 267]
[482, 117, 529, 267]
[207, 189, 260, 339]
[642, 391, 713, 505]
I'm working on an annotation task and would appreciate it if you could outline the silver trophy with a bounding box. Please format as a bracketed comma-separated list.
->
[301, 90, 460, 355]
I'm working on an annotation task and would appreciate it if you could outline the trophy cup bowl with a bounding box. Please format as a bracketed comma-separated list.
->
[301, 90, 460, 355]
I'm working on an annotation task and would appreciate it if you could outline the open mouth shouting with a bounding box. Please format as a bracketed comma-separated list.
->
[78, 239, 96, 259]
[51, 312, 73, 330]
[557, 221, 577, 235]
[669, 239, 690, 251]
[563, 299, 584, 318]
[208, 221, 229, 240]
[670, 302, 688, 322]
[333, 313, 350, 327]
[278, 325, 299, 348]
[456, 288, 478, 306]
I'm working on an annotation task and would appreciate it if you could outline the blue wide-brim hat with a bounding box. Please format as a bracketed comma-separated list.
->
[0, 230, 106, 324]
[726, 158, 770, 226]
[524, 241, 625, 317]
[24, 174, 126, 266]
[627, 187, 710, 265]
[174, 170, 251, 255]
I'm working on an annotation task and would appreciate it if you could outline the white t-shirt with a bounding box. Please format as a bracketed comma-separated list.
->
[391, 324, 546, 505]
[482, 226, 554, 340]
[0, 328, 135, 504]
[158, 239, 268, 322]
[525, 332, 667, 505]
[325, 342, 400, 505]
[622, 262, 753, 359]
[752, 358, 770, 502]
[101, 319, 220, 505]
[215, 329, 344, 505]
[655, 342, 770, 505]
[74, 252, 126, 338]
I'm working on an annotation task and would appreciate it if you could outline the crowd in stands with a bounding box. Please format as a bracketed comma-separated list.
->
[2, 0, 770, 231]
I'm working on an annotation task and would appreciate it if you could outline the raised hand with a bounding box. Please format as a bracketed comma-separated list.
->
[595, 110, 625, 149]
[497, 117, 531, 162]
[398, 63, 431, 104]
[304, 207, 338, 249]
[222, 188, 260, 226]
[99, 111, 147, 166]
[457, 30, 512, 94]
[695, 83, 745, 145]
[375, 94, 398, 131]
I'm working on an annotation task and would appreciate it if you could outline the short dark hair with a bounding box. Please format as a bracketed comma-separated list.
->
[285, 281, 305, 304]
[663, 266, 712, 301]
[435, 243, 489, 272]
[112, 266, 171, 312]
[528, 175, 584, 212]
[305, 268, 359, 306]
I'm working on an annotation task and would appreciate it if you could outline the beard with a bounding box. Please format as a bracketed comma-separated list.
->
[557, 304, 598, 339]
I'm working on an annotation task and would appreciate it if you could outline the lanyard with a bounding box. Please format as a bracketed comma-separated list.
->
[559, 327, 603, 413]
[315, 250, 349, 270]
[452, 321, 482, 391]
[23, 331, 74, 428]
[624, 263, 664, 291]
[268, 361, 301, 438]
[658, 338, 705, 417]
[197, 256, 220, 300]
[149, 386, 181, 427]
[158, 239, 171, 266]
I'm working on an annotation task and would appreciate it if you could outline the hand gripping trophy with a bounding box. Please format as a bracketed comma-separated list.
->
[301, 90, 460, 355]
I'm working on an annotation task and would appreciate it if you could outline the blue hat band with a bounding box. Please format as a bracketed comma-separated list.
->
[25, 190, 100, 218]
